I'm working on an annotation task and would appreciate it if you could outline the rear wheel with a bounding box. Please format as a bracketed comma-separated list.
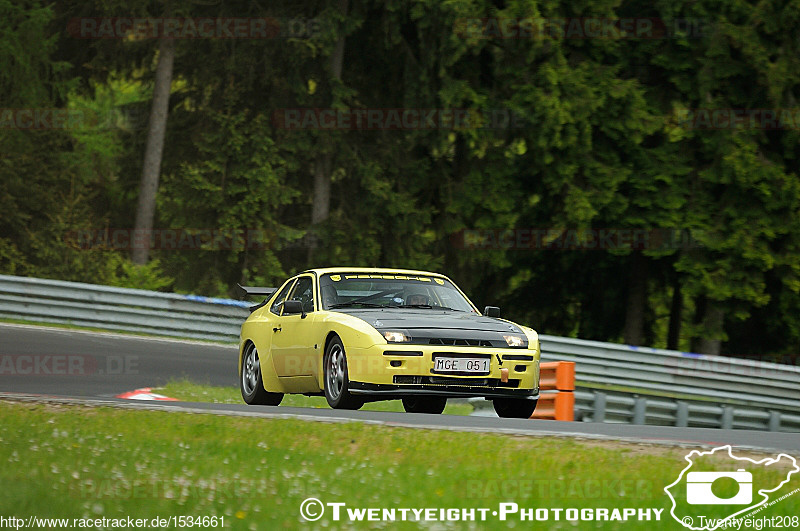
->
[240, 343, 283, 406]
[493, 398, 537, 419]
[402, 397, 447, 414]
[324, 337, 363, 410]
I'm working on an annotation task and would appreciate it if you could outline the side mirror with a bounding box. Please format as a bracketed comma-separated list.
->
[484, 306, 500, 317]
[282, 299, 306, 318]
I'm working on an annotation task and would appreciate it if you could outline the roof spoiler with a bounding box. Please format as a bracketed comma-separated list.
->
[237, 284, 277, 313]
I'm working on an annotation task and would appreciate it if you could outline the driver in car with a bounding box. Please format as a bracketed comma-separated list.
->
[405, 291, 430, 306]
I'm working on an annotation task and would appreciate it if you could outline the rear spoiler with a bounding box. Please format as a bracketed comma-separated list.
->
[237, 284, 277, 313]
[238, 284, 276, 298]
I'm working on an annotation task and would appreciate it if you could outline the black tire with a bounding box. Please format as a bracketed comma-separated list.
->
[402, 397, 447, 414]
[240, 343, 283, 405]
[493, 398, 537, 419]
[323, 336, 364, 410]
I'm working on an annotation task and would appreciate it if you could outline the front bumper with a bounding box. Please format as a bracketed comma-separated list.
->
[349, 381, 539, 400]
[344, 343, 540, 399]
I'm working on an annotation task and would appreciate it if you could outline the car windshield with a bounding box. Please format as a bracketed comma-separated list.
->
[319, 273, 476, 312]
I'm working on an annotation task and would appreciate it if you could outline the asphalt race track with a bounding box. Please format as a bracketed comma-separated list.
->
[1, 323, 798, 454]
[0, 323, 235, 395]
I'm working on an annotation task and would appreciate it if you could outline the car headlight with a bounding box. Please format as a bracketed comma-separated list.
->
[503, 334, 525, 347]
[383, 330, 411, 343]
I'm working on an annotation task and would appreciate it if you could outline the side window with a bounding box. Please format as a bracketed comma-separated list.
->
[270, 279, 296, 315]
[287, 276, 315, 313]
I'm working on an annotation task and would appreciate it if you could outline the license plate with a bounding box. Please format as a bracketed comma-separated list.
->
[433, 357, 490, 374]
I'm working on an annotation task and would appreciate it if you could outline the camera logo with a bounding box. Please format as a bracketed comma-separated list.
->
[665, 445, 799, 530]
[686, 469, 752, 505]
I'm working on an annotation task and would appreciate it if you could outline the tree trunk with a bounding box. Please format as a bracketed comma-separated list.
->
[132, 37, 175, 265]
[329, 0, 348, 82]
[690, 295, 706, 353]
[666, 279, 682, 350]
[311, 1, 348, 218]
[311, 156, 331, 224]
[695, 305, 724, 355]
[309, 0, 348, 261]
[623, 251, 648, 346]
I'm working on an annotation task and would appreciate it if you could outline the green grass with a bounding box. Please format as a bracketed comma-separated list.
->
[1, 401, 797, 530]
[159, 379, 475, 416]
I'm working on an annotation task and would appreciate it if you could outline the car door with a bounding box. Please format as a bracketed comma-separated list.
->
[261, 278, 296, 375]
[270, 275, 317, 377]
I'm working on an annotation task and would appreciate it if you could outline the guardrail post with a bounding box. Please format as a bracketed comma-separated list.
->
[633, 396, 647, 425]
[593, 391, 606, 423]
[721, 406, 734, 429]
[768, 411, 781, 432]
[676, 401, 688, 427]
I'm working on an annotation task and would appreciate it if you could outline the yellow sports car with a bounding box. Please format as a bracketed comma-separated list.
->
[238, 268, 540, 418]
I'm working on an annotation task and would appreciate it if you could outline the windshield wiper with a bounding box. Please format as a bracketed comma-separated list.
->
[328, 302, 385, 309]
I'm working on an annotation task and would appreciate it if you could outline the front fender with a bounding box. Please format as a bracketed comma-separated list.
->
[313, 311, 386, 389]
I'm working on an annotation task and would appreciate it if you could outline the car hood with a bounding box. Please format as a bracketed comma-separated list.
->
[334, 308, 524, 334]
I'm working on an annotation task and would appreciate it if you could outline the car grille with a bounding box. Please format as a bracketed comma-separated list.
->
[428, 338, 493, 347]
[393, 375, 520, 388]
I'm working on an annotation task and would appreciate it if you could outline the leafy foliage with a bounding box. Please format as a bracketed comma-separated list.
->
[3, 0, 800, 359]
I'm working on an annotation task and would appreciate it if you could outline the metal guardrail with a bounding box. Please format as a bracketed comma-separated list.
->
[2, 274, 799, 431]
[0, 274, 249, 342]
[573, 390, 800, 433]
[539, 335, 800, 415]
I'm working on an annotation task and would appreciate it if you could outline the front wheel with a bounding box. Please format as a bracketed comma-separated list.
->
[402, 397, 447, 414]
[240, 343, 283, 406]
[493, 398, 537, 419]
[323, 337, 363, 410]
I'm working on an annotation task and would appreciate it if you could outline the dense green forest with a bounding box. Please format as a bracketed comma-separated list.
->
[2, 0, 799, 360]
